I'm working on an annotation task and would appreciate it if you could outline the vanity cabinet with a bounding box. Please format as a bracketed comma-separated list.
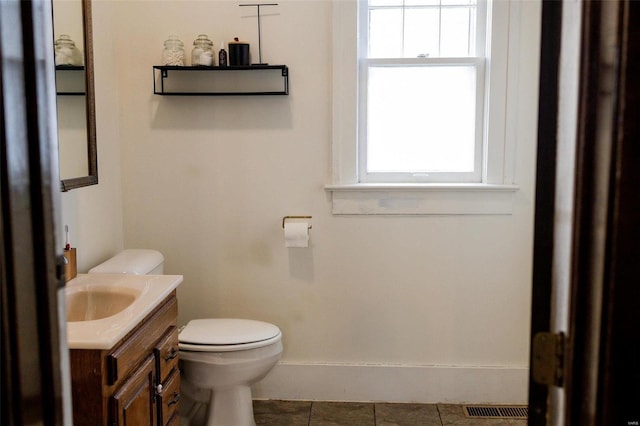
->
[69, 292, 180, 426]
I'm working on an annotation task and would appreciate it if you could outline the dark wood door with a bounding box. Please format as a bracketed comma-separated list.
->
[111, 355, 158, 426]
[528, 1, 640, 425]
[1, 0, 69, 424]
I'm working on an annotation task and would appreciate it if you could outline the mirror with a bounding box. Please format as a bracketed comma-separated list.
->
[53, 0, 97, 191]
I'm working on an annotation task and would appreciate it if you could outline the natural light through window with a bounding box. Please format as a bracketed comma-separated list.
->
[368, 0, 477, 58]
[360, 0, 485, 182]
[367, 65, 476, 173]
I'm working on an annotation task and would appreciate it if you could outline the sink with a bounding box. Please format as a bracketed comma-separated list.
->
[64, 273, 183, 350]
[66, 287, 139, 322]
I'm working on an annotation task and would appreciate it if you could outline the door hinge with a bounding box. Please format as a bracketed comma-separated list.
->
[532, 331, 565, 387]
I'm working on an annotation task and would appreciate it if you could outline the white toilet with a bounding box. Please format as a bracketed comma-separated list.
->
[89, 249, 283, 426]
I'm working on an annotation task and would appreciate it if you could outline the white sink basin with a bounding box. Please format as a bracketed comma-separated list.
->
[66, 286, 139, 322]
[64, 273, 183, 350]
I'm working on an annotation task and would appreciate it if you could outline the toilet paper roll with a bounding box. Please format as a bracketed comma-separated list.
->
[284, 222, 309, 248]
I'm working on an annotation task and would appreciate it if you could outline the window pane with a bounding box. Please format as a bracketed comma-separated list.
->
[404, 8, 440, 58]
[441, 0, 476, 5]
[369, 0, 403, 6]
[404, 0, 441, 6]
[440, 6, 475, 56]
[369, 8, 403, 58]
[368, 0, 478, 59]
[366, 65, 477, 173]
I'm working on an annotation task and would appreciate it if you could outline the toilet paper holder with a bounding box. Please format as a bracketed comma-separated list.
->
[282, 216, 312, 229]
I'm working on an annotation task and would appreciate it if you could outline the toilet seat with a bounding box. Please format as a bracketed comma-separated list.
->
[179, 318, 282, 352]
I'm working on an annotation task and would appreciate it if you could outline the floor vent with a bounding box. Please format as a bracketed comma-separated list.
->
[463, 405, 528, 419]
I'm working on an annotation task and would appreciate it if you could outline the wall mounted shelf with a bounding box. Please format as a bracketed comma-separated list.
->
[55, 65, 86, 96]
[153, 65, 289, 96]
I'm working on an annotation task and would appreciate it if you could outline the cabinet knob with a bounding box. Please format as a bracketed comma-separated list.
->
[156, 384, 163, 395]
[164, 347, 179, 361]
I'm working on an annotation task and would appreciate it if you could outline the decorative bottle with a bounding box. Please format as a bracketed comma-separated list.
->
[218, 41, 228, 67]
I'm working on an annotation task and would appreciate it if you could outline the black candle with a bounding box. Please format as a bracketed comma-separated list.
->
[229, 38, 250, 66]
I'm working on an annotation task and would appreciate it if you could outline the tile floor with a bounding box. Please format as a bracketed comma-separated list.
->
[253, 400, 528, 426]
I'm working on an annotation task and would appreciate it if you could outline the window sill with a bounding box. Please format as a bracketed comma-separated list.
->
[324, 183, 519, 215]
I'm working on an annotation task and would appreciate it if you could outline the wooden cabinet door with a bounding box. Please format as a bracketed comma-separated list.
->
[154, 326, 179, 385]
[110, 355, 157, 426]
[158, 368, 181, 426]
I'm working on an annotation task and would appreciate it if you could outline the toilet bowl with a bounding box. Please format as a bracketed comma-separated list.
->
[89, 250, 283, 426]
[179, 318, 282, 426]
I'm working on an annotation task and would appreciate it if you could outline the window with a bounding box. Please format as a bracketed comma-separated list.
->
[361, 0, 486, 183]
[326, 0, 540, 215]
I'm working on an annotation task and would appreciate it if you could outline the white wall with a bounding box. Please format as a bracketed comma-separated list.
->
[66, 0, 540, 403]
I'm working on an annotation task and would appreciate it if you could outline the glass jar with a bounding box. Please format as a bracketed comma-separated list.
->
[162, 35, 185, 66]
[191, 34, 214, 66]
[54, 35, 83, 66]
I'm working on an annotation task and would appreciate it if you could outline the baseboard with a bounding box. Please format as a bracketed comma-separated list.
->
[252, 362, 529, 404]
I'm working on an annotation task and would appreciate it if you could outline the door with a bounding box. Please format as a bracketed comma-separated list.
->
[528, 1, 640, 425]
[111, 355, 158, 426]
[1, 0, 71, 424]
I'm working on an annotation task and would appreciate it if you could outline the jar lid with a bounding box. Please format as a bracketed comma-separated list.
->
[229, 37, 249, 46]
[55, 35, 76, 47]
[193, 34, 213, 45]
[164, 35, 184, 47]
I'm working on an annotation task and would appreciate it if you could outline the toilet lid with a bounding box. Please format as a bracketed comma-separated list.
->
[179, 318, 281, 346]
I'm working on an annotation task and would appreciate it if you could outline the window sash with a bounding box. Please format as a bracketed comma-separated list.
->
[367, 1, 481, 59]
[358, 58, 485, 183]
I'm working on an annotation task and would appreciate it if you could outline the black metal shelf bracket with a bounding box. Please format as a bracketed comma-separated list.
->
[55, 65, 85, 71]
[152, 65, 289, 96]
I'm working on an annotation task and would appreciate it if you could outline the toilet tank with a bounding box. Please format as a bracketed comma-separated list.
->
[88, 249, 164, 275]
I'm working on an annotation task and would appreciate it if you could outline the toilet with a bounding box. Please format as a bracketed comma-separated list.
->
[89, 249, 283, 426]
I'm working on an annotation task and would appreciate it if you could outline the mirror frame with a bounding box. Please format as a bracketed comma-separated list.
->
[59, 0, 97, 192]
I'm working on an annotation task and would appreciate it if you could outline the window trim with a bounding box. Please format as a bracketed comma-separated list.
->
[358, 0, 488, 184]
[327, 0, 527, 215]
